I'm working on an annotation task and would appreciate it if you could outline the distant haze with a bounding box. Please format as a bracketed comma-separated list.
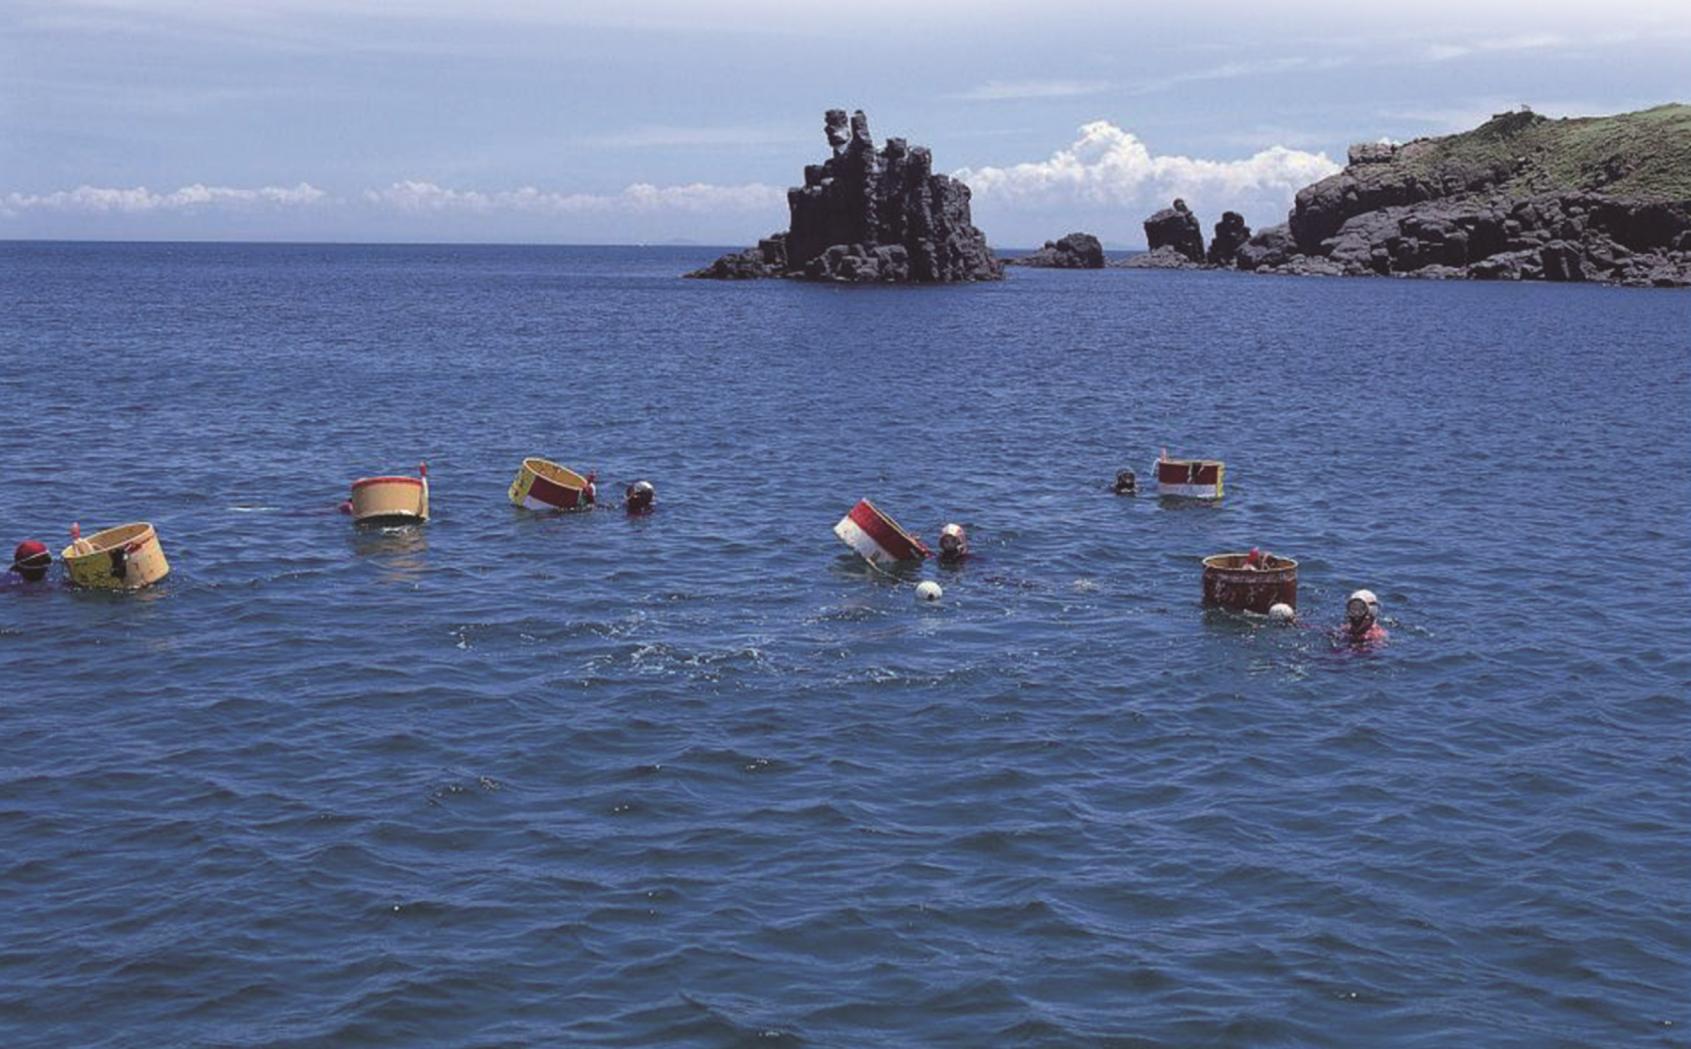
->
[4, 0, 1687, 246]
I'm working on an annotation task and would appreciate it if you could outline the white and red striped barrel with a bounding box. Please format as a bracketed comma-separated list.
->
[1156, 457, 1225, 499]
[833, 498, 930, 566]
[521, 469, 590, 511]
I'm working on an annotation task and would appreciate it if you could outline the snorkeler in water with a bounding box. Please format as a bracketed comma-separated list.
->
[938, 522, 969, 564]
[1341, 589, 1388, 644]
[7, 540, 51, 586]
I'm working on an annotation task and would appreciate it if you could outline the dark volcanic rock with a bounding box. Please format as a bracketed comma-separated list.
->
[687, 109, 1001, 283]
[1117, 245, 1205, 270]
[1256, 106, 1691, 286]
[1005, 232, 1105, 268]
[1099, 105, 1690, 287]
[1235, 225, 1297, 271]
[1207, 211, 1251, 266]
[1143, 199, 1206, 263]
[685, 234, 787, 279]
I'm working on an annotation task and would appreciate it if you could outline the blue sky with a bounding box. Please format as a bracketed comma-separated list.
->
[3, 0, 1687, 246]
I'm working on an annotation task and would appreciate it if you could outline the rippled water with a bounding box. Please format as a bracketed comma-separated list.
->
[2, 242, 1687, 1047]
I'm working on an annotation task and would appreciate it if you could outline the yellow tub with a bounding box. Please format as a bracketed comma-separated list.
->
[350, 467, 430, 524]
[60, 522, 170, 590]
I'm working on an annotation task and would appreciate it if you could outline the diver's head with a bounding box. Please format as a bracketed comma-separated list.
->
[938, 522, 968, 561]
[11, 540, 50, 582]
[625, 480, 655, 514]
[1346, 589, 1380, 632]
[1113, 469, 1137, 495]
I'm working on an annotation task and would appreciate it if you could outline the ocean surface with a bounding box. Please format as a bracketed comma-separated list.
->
[1, 242, 1687, 1048]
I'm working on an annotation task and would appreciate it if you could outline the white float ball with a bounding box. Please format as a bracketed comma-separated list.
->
[1268, 603, 1295, 623]
[915, 580, 943, 603]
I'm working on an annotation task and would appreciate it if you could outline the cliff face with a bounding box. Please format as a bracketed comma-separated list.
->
[1234, 105, 1691, 286]
[688, 109, 1001, 283]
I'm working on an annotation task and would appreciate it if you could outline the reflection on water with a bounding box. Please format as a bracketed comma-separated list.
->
[348, 523, 429, 584]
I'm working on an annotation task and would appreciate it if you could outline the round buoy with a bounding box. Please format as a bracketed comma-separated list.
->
[1268, 602, 1295, 623]
[915, 580, 943, 603]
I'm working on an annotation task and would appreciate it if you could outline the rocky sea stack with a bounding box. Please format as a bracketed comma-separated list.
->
[1143, 200, 1205, 263]
[1005, 232, 1104, 269]
[1230, 104, 1691, 286]
[687, 109, 1001, 283]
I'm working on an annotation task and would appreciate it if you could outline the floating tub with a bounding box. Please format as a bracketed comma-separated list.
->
[509, 457, 594, 512]
[350, 464, 429, 524]
[834, 498, 930, 566]
[1202, 552, 1297, 613]
[60, 522, 170, 590]
[1158, 456, 1225, 499]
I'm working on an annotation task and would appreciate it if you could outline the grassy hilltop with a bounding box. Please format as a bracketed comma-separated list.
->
[1391, 103, 1691, 203]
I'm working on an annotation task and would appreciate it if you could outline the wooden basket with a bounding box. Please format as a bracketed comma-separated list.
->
[60, 522, 170, 590]
[350, 472, 429, 523]
[1202, 552, 1298, 613]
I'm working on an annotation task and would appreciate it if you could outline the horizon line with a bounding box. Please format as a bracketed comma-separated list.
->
[0, 237, 1151, 252]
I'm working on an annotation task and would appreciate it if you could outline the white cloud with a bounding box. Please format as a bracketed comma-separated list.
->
[1421, 32, 1568, 61]
[1128, 56, 1352, 95]
[958, 121, 1338, 208]
[580, 125, 808, 149]
[951, 79, 1113, 102]
[1, 182, 326, 215]
[363, 179, 785, 215]
[0, 177, 785, 233]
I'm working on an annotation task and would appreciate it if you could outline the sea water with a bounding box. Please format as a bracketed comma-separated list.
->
[1, 242, 1687, 1047]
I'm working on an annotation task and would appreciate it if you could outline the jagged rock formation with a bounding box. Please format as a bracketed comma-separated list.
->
[1143, 199, 1206, 262]
[687, 109, 1001, 283]
[1005, 232, 1105, 268]
[1233, 105, 1691, 286]
[1207, 212, 1251, 266]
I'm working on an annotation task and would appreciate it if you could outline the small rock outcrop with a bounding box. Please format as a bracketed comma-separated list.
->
[1005, 232, 1105, 268]
[1143, 199, 1206, 263]
[687, 235, 787, 279]
[687, 109, 1001, 283]
[1207, 211, 1252, 266]
[1116, 246, 1205, 270]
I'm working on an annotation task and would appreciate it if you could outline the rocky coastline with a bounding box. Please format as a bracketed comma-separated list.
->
[688, 104, 1689, 289]
[1123, 105, 1691, 287]
[687, 109, 1001, 283]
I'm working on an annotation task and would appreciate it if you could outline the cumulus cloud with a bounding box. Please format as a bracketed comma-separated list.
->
[1, 182, 326, 215]
[956, 121, 1339, 242]
[362, 179, 786, 215]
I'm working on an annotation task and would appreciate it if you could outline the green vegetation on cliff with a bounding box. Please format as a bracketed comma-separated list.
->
[1392, 103, 1691, 202]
